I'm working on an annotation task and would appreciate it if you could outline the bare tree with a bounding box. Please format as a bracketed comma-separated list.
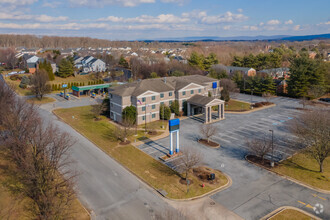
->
[220, 79, 239, 101]
[246, 137, 272, 164]
[262, 92, 274, 103]
[289, 109, 330, 172]
[91, 104, 105, 120]
[200, 124, 218, 143]
[179, 148, 203, 180]
[0, 48, 17, 69]
[114, 119, 134, 143]
[0, 96, 76, 219]
[31, 69, 51, 100]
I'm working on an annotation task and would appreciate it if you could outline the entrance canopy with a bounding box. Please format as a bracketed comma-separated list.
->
[187, 94, 225, 124]
[72, 83, 111, 97]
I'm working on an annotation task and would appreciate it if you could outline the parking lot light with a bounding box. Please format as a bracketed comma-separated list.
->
[269, 129, 274, 167]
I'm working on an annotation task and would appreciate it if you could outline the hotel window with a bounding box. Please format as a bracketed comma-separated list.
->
[169, 92, 172, 96]
[182, 91, 186, 96]
[152, 96, 156, 100]
[198, 89, 201, 93]
[110, 103, 113, 108]
[142, 116, 145, 121]
[152, 104, 156, 109]
[142, 97, 146, 102]
[169, 101, 172, 105]
[160, 102, 164, 105]
[191, 90, 194, 94]
[160, 93, 164, 98]
[142, 106, 146, 111]
[152, 113, 156, 118]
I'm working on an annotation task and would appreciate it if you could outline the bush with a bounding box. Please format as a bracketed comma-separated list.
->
[253, 102, 263, 108]
[170, 100, 180, 116]
[19, 75, 30, 88]
[160, 104, 171, 120]
[10, 75, 22, 81]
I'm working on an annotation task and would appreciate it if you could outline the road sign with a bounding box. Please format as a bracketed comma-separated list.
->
[62, 84, 68, 88]
[169, 119, 180, 132]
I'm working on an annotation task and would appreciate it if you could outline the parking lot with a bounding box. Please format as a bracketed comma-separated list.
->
[137, 94, 330, 220]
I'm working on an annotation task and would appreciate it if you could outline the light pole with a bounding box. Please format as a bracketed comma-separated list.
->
[269, 129, 274, 167]
[250, 89, 254, 109]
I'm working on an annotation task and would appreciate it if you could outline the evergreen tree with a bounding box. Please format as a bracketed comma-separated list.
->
[119, 55, 129, 68]
[122, 105, 137, 124]
[170, 100, 180, 116]
[160, 104, 171, 120]
[57, 58, 74, 78]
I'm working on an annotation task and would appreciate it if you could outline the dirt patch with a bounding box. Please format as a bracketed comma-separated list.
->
[198, 139, 219, 148]
[148, 131, 158, 135]
[179, 178, 194, 185]
[253, 102, 273, 108]
[193, 167, 220, 185]
[93, 118, 102, 121]
[246, 155, 278, 169]
[119, 140, 131, 145]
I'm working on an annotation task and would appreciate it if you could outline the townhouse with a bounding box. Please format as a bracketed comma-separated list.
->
[109, 75, 222, 125]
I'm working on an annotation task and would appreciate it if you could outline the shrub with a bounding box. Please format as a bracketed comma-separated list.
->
[253, 102, 263, 108]
[10, 75, 21, 81]
[160, 104, 171, 120]
[170, 100, 180, 116]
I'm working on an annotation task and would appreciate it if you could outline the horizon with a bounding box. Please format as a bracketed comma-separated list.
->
[0, 0, 329, 40]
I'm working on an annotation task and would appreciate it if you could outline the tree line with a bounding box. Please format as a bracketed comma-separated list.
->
[0, 80, 76, 219]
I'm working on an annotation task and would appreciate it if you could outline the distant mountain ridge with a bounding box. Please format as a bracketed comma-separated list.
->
[142, 33, 330, 42]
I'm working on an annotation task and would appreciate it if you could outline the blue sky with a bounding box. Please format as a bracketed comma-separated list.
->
[0, 0, 329, 40]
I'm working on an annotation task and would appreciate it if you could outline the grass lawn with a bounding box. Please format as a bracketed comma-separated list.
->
[51, 75, 93, 85]
[27, 97, 56, 104]
[270, 209, 315, 220]
[0, 159, 89, 220]
[138, 120, 168, 131]
[225, 99, 251, 111]
[54, 106, 229, 199]
[273, 152, 329, 191]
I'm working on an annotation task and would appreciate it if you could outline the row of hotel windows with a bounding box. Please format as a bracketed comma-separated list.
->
[141, 89, 202, 103]
[140, 99, 186, 112]
[141, 114, 156, 120]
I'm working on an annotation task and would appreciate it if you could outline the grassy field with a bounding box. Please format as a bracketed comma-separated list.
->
[225, 99, 251, 111]
[54, 106, 229, 199]
[0, 159, 90, 220]
[27, 97, 56, 104]
[270, 209, 315, 220]
[273, 152, 329, 191]
[138, 120, 168, 131]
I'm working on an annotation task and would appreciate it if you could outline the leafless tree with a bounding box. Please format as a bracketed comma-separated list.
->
[114, 119, 134, 143]
[0, 96, 76, 219]
[0, 48, 17, 69]
[289, 109, 330, 172]
[308, 85, 326, 99]
[91, 104, 105, 120]
[221, 78, 239, 100]
[246, 137, 272, 164]
[31, 69, 51, 100]
[299, 97, 310, 109]
[200, 124, 218, 143]
[179, 148, 203, 180]
[262, 92, 274, 103]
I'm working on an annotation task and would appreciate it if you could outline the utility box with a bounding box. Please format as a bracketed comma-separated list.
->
[208, 173, 215, 180]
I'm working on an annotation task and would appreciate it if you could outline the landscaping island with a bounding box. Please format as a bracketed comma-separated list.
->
[54, 105, 229, 199]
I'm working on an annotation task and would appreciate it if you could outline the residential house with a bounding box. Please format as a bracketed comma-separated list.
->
[74, 56, 106, 73]
[224, 66, 256, 77]
[259, 68, 290, 79]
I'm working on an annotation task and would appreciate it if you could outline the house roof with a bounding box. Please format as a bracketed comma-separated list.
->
[187, 94, 224, 106]
[109, 75, 216, 97]
[225, 66, 255, 72]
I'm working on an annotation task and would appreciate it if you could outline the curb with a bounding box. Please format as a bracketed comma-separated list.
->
[197, 139, 220, 149]
[245, 155, 330, 195]
[53, 110, 231, 203]
[260, 206, 321, 220]
[226, 104, 276, 114]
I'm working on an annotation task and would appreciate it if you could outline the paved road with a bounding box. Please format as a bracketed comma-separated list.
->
[35, 101, 174, 220]
[138, 94, 330, 220]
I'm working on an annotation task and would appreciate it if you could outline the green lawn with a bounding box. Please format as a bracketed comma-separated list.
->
[138, 120, 168, 131]
[273, 152, 329, 191]
[27, 97, 56, 104]
[225, 99, 251, 111]
[270, 209, 315, 220]
[54, 106, 229, 199]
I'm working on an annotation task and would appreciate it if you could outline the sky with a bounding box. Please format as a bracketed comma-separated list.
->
[0, 0, 329, 40]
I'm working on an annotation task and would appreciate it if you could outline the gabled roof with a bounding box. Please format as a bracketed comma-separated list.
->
[187, 94, 224, 106]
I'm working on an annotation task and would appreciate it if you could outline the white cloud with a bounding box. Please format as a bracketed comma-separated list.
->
[1, 0, 37, 5]
[0, 12, 68, 22]
[293, 25, 300, 31]
[182, 10, 207, 19]
[223, 25, 231, 30]
[267, 19, 280, 25]
[160, 0, 187, 5]
[237, 8, 243, 13]
[98, 14, 189, 23]
[42, 1, 61, 8]
[201, 11, 248, 24]
[284, 19, 293, 25]
[69, 0, 155, 7]
[243, 25, 259, 31]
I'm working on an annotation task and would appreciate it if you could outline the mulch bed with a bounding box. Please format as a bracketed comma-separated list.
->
[246, 155, 278, 169]
[198, 139, 220, 148]
[119, 140, 131, 145]
[193, 167, 219, 185]
[253, 102, 274, 108]
[148, 131, 158, 135]
[179, 178, 194, 185]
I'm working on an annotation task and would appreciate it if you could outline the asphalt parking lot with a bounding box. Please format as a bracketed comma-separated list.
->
[138, 94, 330, 220]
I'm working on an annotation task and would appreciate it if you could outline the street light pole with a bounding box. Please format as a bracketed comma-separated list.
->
[250, 89, 254, 109]
[269, 129, 274, 167]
